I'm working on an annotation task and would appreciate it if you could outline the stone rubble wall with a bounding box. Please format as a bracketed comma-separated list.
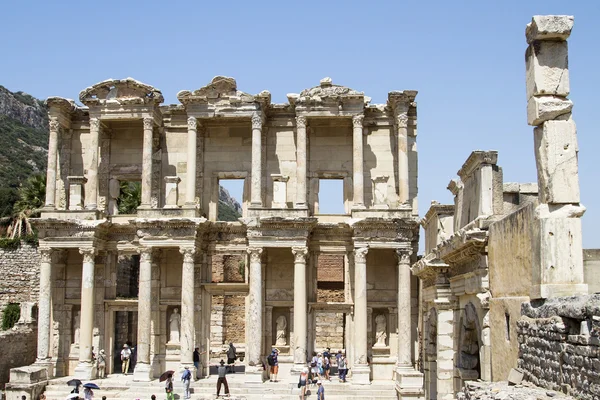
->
[211, 254, 244, 283]
[0, 244, 40, 322]
[517, 294, 600, 399]
[0, 323, 37, 388]
[457, 380, 575, 400]
[314, 311, 344, 351]
[210, 295, 245, 347]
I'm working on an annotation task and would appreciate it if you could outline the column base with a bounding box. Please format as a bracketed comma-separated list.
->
[33, 359, 54, 379]
[395, 365, 424, 400]
[244, 366, 264, 384]
[290, 363, 307, 375]
[133, 362, 153, 382]
[351, 364, 371, 385]
[73, 361, 96, 380]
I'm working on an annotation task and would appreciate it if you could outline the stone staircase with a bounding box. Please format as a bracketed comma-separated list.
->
[42, 374, 399, 400]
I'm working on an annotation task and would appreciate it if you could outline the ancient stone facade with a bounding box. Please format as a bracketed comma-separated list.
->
[20, 75, 423, 396]
[0, 244, 40, 322]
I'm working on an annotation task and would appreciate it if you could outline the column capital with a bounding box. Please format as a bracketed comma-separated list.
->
[179, 247, 196, 263]
[138, 247, 153, 262]
[187, 116, 197, 131]
[142, 117, 154, 130]
[89, 117, 101, 131]
[352, 114, 364, 128]
[291, 246, 308, 263]
[247, 247, 263, 262]
[296, 116, 307, 129]
[395, 249, 413, 265]
[354, 246, 369, 263]
[251, 112, 264, 129]
[39, 248, 54, 263]
[79, 248, 97, 263]
[49, 118, 60, 132]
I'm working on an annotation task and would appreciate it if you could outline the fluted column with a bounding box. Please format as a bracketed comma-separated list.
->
[352, 115, 365, 209]
[44, 119, 59, 208]
[185, 117, 198, 205]
[180, 247, 196, 369]
[295, 116, 307, 208]
[292, 246, 308, 369]
[134, 247, 153, 381]
[246, 247, 263, 369]
[141, 117, 154, 207]
[74, 248, 96, 379]
[36, 248, 53, 361]
[352, 246, 370, 384]
[85, 118, 100, 209]
[250, 113, 263, 207]
[396, 249, 412, 367]
[395, 107, 409, 204]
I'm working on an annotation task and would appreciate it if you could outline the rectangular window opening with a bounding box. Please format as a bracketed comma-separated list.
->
[317, 254, 345, 303]
[318, 179, 345, 214]
[117, 181, 141, 215]
[218, 179, 244, 221]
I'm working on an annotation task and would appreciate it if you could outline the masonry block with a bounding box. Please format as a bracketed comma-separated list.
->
[526, 41, 570, 99]
[526, 15, 574, 44]
[527, 96, 572, 126]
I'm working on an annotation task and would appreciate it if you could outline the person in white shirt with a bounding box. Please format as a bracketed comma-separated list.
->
[120, 344, 132, 374]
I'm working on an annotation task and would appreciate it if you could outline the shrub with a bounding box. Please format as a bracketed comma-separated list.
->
[2, 303, 20, 330]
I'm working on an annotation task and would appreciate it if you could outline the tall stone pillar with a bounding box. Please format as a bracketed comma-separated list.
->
[295, 116, 307, 208]
[44, 119, 59, 208]
[525, 15, 587, 298]
[352, 246, 370, 384]
[134, 247, 153, 381]
[85, 118, 100, 210]
[292, 246, 308, 370]
[396, 250, 412, 367]
[352, 115, 365, 209]
[396, 106, 409, 204]
[179, 247, 196, 370]
[185, 117, 198, 206]
[141, 117, 154, 208]
[74, 248, 96, 379]
[245, 247, 263, 380]
[250, 113, 263, 207]
[36, 248, 53, 362]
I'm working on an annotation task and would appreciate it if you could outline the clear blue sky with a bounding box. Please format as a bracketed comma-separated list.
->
[2, 1, 598, 250]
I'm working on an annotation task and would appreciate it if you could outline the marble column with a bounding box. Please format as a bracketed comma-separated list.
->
[44, 119, 59, 208]
[396, 107, 409, 204]
[396, 250, 412, 367]
[353, 246, 370, 384]
[180, 247, 196, 370]
[250, 113, 263, 207]
[74, 248, 96, 379]
[292, 246, 308, 370]
[36, 248, 53, 361]
[185, 117, 198, 206]
[141, 117, 154, 207]
[246, 247, 263, 377]
[85, 118, 100, 210]
[295, 116, 307, 208]
[352, 115, 365, 209]
[134, 247, 153, 381]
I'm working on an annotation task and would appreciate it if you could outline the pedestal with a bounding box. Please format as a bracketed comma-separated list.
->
[244, 366, 264, 384]
[351, 364, 371, 385]
[395, 366, 424, 400]
[133, 362, 153, 381]
[73, 361, 96, 380]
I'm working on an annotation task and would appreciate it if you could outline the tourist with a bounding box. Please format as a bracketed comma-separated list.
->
[193, 347, 201, 378]
[323, 355, 331, 380]
[83, 386, 94, 400]
[298, 367, 309, 400]
[216, 360, 230, 398]
[165, 373, 174, 400]
[150, 396, 155, 400]
[310, 352, 319, 379]
[269, 348, 279, 382]
[317, 353, 324, 378]
[227, 342, 237, 373]
[181, 366, 192, 400]
[97, 349, 106, 378]
[121, 343, 132, 374]
[316, 380, 325, 400]
[338, 353, 347, 383]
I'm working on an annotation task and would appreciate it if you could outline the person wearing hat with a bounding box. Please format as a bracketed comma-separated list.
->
[216, 360, 230, 398]
[316, 380, 325, 400]
[269, 348, 280, 382]
[181, 366, 192, 400]
[120, 344, 132, 374]
[298, 367, 309, 400]
[97, 349, 106, 378]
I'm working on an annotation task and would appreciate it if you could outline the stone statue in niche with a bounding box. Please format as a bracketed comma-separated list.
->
[275, 315, 287, 346]
[169, 308, 181, 343]
[73, 310, 81, 345]
[374, 314, 387, 347]
[459, 303, 480, 370]
[426, 309, 437, 358]
[108, 178, 120, 215]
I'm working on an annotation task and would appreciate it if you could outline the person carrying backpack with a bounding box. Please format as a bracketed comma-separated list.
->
[181, 366, 192, 400]
[267, 348, 280, 382]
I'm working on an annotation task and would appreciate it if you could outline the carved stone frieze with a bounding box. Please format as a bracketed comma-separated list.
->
[79, 78, 164, 106]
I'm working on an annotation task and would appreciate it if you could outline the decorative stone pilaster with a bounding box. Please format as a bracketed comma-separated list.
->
[74, 248, 96, 379]
[372, 175, 390, 209]
[164, 176, 181, 208]
[352, 115, 365, 209]
[295, 116, 307, 208]
[44, 119, 60, 208]
[141, 117, 154, 208]
[36, 248, 53, 362]
[291, 246, 308, 370]
[85, 118, 100, 209]
[395, 108, 409, 204]
[185, 117, 198, 206]
[68, 176, 87, 210]
[396, 249, 412, 367]
[250, 113, 263, 207]
[134, 247, 153, 381]
[245, 247, 263, 380]
[353, 246, 370, 384]
[179, 247, 196, 371]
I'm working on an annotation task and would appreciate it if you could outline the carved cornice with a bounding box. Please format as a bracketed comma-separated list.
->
[350, 217, 419, 242]
[79, 77, 164, 106]
[457, 151, 498, 181]
[437, 227, 488, 266]
[177, 76, 269, 108]
[292, 246, 308, 263]
[298, 78, 365, 104]
[447, 179, 463, 197]
[387, 90, 418, 116]
[421, 203, 455, 227]
[46, 97, 78, 114]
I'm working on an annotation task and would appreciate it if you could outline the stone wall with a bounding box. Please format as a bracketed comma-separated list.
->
[211, 254, 244, 283]
[210, 295, 245, 346]
[517, 294, 600, 399]
[314, 311, 344, 351]
[584, 249, 600, 294]
[0, 244, 40, 322]
[457, 380, 575, 400]
[0, 323, 37, 388]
